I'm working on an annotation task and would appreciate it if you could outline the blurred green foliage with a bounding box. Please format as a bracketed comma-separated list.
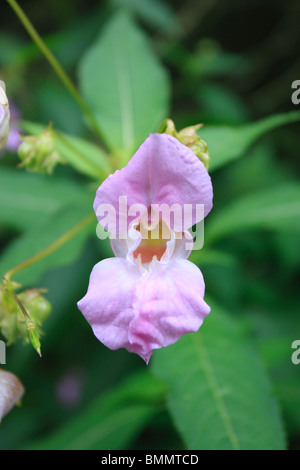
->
[0, 0, 300, 450]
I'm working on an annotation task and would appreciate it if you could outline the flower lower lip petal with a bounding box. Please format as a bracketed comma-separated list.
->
[77, 255, 210, 363]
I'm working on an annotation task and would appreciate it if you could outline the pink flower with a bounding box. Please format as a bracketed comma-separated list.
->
[77, 133, 213, 363]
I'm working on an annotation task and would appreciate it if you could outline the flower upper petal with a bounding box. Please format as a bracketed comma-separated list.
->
[94, 133, 213, 234]
[77, 256, 210, 364]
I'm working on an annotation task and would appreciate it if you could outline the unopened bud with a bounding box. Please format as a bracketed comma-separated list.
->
[28, 330, 42, 357]
[0, 279, 51, 354]
[18, 125, 64, 175]
[19, 288, 51, 326]
[160, 119, 210, 170]
[188, 138, 210, 169]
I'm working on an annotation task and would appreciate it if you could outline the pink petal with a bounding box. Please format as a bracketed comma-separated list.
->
[77, 257, 143, 355]
[77, 257, 210, 364]
[164, 229, 194, 262]
[130, 259, 210, 362]
[94, 133, 213, 234]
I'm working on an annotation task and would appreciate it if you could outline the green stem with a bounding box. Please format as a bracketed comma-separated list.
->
[4, 213, 95, 281]
[3, 283, 29, 321]
[6, 0, 106, 146]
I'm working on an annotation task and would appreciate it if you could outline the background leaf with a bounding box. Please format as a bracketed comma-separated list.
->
[0, 168, 93, 231]
[0, 205, 97, 286]
[152, 300, 286, 450]
[22, 371, 166, 450]
[21, 121, 112, 180]
[78, 11, 170, 161]
[200, 111, 300, 171]
[206, 183, 300, 244]
[109, 0, 182, 37]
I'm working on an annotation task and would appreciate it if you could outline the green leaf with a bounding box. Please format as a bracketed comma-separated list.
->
[189, 249, 237, 269]
[206, 183, 300, 244]
[0, 168, 93, 231]
[196, 82, 249, 125]
[111, 0, 182, 37]
[21, 121, 112, 180]
[78, 11, 170, 161]
[183, 44, 249, 80]
[22, 371, 166, 450]
[0, 204, 96, 286]
[152, 300, 286, 450]
[200, 111, 300, 171]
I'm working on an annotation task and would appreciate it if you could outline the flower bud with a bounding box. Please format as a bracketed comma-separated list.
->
[0, 280, 51, 354]
[160, 119, 210, 170]
[18, 125, 64, 175]
[20, 288, 51, 324]
[187, 137, 210, 170]
[0, 81, 10, 152]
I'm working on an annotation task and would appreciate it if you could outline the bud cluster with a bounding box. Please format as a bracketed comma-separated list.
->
[0, 278, 51, 356]
[18, 125, 64, 174]
[161, 118, 210, 170]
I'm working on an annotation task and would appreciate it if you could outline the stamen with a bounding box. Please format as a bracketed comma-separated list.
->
[133, 216, 170, 264]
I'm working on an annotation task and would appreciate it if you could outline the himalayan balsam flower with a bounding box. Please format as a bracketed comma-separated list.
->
[78, 133, 213, 363]
[0, 81, 10, 152]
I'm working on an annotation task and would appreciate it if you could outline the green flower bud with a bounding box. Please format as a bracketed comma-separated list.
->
[0, 279, 51, 355]
[188, 139, 210, 170]
[159, 119, 210, 170]
[28, 330, 42, 358]
[19, 289, 51, 328]
[18, 125, 64, 175]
